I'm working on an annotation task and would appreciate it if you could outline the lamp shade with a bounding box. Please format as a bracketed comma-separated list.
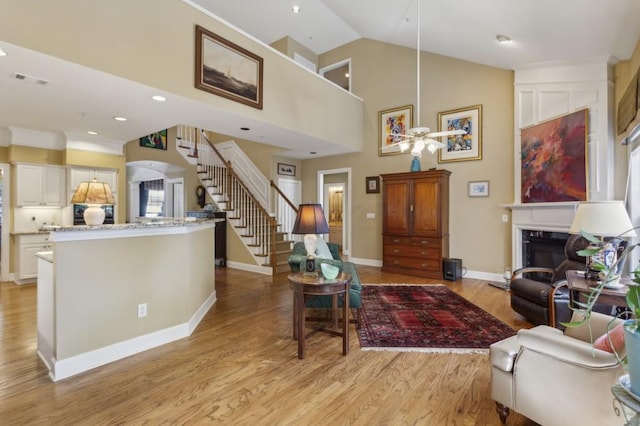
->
[70, 179, 116, 205]
[292, 203, 329, 235]
[569, 201, 636, 237]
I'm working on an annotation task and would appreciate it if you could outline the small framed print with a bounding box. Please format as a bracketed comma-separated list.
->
[468, 181, 489, 197]
[277, 163, 296, 176]
[366, 176, 380, 194]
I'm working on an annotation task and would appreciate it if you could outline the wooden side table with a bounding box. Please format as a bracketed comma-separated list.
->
[565, 270, 629, 309]
[288, 272, 352, 359]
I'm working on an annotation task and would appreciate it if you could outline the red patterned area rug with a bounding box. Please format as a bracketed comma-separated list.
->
[357, 284, 516, 353]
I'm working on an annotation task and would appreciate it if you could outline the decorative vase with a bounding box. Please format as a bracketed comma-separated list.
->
[624, 321, 640, 396]
[410, 156, 421, 172]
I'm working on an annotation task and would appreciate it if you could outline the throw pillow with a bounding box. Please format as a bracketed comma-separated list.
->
[593, 322, 625, 353]
[315, 238, 333, 259]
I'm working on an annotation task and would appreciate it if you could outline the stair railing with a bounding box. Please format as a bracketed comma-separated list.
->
[197, 130, 278, 268]
[271, 180, 298, 240]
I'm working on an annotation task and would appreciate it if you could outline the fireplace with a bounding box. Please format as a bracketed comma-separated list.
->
[506, 202, 579, 274]
[521, 230, 569, 282]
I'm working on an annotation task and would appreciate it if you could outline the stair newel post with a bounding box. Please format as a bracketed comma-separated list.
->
[226, 162, 233, 212]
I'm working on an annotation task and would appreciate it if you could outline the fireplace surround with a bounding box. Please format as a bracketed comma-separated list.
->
[506, 202, 578, 273]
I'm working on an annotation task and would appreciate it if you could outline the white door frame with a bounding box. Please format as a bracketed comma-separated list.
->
[0, 163, 9, 281]
[165, 178, 184, 218]
[317, 167, 351, 256]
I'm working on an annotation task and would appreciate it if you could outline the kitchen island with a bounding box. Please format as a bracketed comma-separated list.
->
[36, 220, 218, 381]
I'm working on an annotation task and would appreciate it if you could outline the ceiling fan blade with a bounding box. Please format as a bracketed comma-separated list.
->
[426, 129, 466, 138]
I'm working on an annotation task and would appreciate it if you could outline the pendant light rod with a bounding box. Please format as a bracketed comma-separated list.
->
[416, 0, 421, 127]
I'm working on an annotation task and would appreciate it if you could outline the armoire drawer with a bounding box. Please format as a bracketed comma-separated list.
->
[383, 255, 441, 271]
[383, 244, 440, 259]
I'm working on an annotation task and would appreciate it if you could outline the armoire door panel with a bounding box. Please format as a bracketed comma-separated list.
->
[383, 180, 410, 235]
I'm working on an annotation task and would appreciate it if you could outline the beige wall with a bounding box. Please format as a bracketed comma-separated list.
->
[271, 36, 319, 68]
[53, 226, 214, 359]
[305, 39, 515, 274]
[0, 0, 362, 153]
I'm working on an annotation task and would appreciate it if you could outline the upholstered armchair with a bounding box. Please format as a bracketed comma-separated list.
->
[288, 241, 362, 327]
[509, 234, 590, 328]
[490, 311, 625, 426]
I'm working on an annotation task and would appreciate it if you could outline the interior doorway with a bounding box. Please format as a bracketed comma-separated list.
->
[165, 178, 184, 218]
[318, 168, 351, 257]
[324, 183, 344, 249]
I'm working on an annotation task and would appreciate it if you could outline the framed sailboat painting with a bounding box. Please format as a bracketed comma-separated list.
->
[195, 25, 264, 109]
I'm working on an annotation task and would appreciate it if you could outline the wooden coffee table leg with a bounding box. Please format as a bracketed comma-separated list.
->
[297, 290, 306, 359]
[343, 287, 349, 355]
[292, 291, 298, 340]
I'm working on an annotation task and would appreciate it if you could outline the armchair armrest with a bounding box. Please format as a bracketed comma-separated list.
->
[511, 267, 554, 280]
[518, 326, 620, 368]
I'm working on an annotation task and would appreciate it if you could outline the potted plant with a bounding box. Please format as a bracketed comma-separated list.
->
[564, 230, 640, 396]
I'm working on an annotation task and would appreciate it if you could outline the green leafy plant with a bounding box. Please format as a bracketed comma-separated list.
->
[563, 229, 640, 332]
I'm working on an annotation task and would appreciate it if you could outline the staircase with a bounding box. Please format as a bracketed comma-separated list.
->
[176, 126, 297, 274]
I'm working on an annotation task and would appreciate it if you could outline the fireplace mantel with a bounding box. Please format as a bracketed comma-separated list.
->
[504, 202, 579, 270]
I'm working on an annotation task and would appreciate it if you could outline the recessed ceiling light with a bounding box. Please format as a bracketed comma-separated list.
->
[292, 5, 300, 13]
[87, 131, 98, 135]
[496, 34, 512, 44]
[0, 48, 6, 57]
[152, 95, 166, 102]
[114, 116, 127, 121]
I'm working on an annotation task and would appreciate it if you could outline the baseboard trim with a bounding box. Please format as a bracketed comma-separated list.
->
[49, 294, 216, 381]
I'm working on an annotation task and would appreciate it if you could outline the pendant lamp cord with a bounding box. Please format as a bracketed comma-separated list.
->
[416, 0, 421, 128]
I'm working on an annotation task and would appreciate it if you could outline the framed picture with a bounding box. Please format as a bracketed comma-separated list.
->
[366, 176, 380, 194]
[468, 181, 489, 197]
[437, 105, 483, 163]
[378, 105, 413, 156]
[195, 25, 264, 110]
[520, 109, 588, 203]
[140, 129, 167, 150]
[277, 163, 296, 176]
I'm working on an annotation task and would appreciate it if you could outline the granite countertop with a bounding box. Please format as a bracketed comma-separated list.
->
[41, 218, 220, 233]
[11, 230, 52, 236]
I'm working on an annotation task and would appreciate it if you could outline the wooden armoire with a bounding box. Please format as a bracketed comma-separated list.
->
[381, 169, 450, 279]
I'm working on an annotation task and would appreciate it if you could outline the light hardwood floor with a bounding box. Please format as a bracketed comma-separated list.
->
[0, 266, 538, 425]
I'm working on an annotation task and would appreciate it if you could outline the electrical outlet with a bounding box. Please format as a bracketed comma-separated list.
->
[502, 214, 509, 223]
[137, 303, 147, 318]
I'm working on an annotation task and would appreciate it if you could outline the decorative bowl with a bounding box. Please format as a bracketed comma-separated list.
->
[320, 263, 339, 279]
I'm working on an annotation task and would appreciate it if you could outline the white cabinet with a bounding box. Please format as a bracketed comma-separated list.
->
[69, 168, 117, 194]
[16, 233, 53, 282]
[16, 164, 66, 207]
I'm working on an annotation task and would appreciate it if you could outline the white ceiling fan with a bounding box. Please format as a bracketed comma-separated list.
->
[381, 0, 466, 157]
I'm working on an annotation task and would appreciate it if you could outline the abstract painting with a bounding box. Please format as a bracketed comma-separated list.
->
[520, 109, 588, 203]
[378, 105, 413, 156]
[140, 129, 167, 150]
[437, 105, 482, 163]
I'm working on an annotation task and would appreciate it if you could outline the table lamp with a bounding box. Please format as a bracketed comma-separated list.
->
[569, 201, 636, 278]
[70, 178, 116, 225]
[292, 203, 330, 275]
